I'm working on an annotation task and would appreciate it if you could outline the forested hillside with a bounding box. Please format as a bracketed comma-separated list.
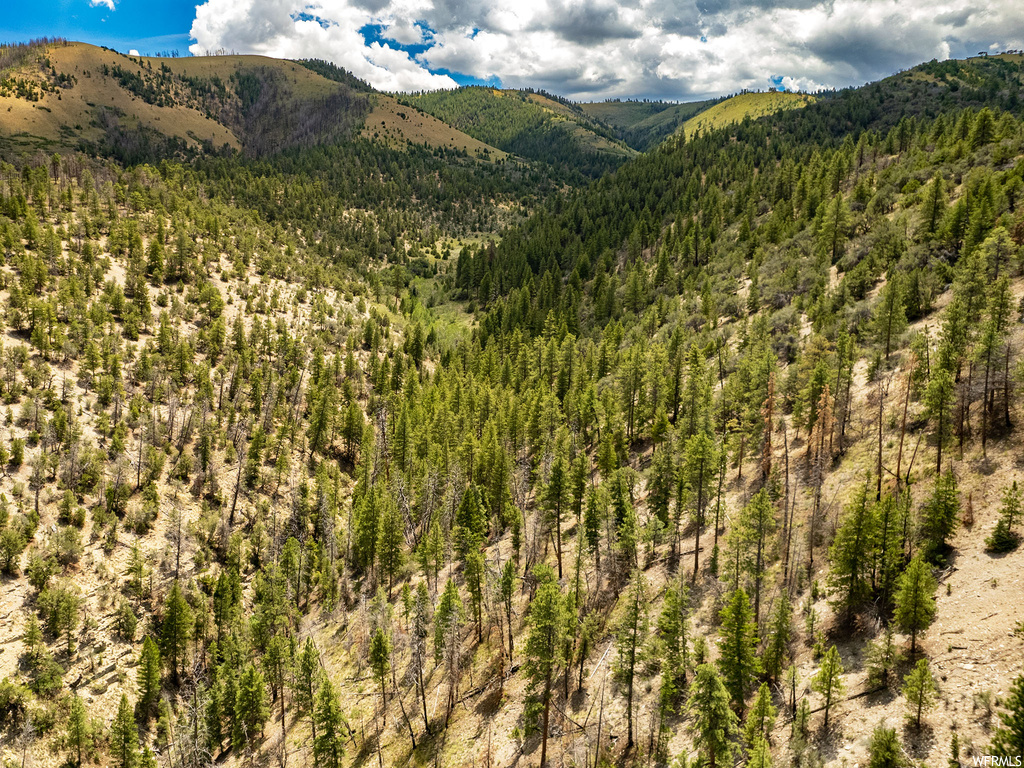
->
[402, 87, 636, 181]
[0, 41, 1024, 768]
[578, 99, 718, 150]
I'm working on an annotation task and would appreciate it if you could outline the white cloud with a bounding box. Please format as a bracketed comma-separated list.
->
[128, 48, 140, 55]
[188, 0, 1024, 99]
[89, 0, 115, 10]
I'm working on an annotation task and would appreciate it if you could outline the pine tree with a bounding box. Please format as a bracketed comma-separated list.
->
[313, 678, 346, 768]
[137, 635, 162, 720]
[744, 682, 777, 747]
[293, 637, 321, 742]
[109, 693, 140, 768]
[656, 583, 689, 703]
[233, 663, 269, 748]
[873, 272, 908, 360]
[893, 555, 937, 654]
[919, 174, 947, 238]
[868, 724, 905, 768]
[986, 481, 1022, 553]
[902, 658, 937, 729]
[687, 664, 738, 768]
[160, 580, 193, 685]
[369, 626, 392, 727]
[728, 488, 776, 623]
[717, 587, 760, 714]
[411, 581, 432, 734]
[865, 628, 904, 689]
[921, 471, 960, 561]
[434, 577, 464, 724]
[615, 568, 649, 750]
[818, 194, 851, 262]
[924, 368, 955, 475]
[748, 737, 773, 768]
[523, 564, 565, 768]
[543, 431, 571, 578]
[681, 430, 718, 578]
[67, 693, 91, 767]
[812, 645, 845, 729]
[827, 483, 874, 624]
[991, 673, 1024, 760]
[761, 592, 792, 683]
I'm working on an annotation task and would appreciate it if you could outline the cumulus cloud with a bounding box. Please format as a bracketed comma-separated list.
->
[90, 0, 115, 11]
[188, 0, 1024, 99]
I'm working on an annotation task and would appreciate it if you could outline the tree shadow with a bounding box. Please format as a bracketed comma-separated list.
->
[902, 721, 936, 760]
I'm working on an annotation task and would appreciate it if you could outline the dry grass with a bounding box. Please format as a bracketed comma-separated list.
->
[682, 91, 813, 139]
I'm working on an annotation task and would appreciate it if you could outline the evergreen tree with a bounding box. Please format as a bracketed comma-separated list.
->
[744, 682, 777, 747]
[656, 583, 689, 704]
[893, 555, 937, 654]
[109, 694, 140, 768]
[434, 578, 464, 724]
[543, 431, 571, 578]
[687, 664, 738, 768]
[523, 564, 565, 768]
[748, 737, 773, 768]
[614, 568, 649, 750]
[827, 483, 874, 624]
[67, 693, 91, 767]
[991, 673, 1024, 760]
[986, 481, 1022, 553]
[902, 658, 937, 729]
[369, 626, 392, 727]
[868, 724, 905, 768]
[313, 678, 347, 768]
[865, 628, 904, 689]
[233, 663, 269, 748]
[921, 471, 960, 562]
[761, 592, 792, 683]
[924, 368, 955, 475]
[137, 635, 162, 719]
[717, 587, 760, 714]
[160, 581, 193, 685]
[873, 272, 908, 360]
[812, 645, 845, 729]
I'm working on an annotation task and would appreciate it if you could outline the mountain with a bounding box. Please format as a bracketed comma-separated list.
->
[0, 41, 503, 161]
[1, 39, 1024, 768]
[578, 98, 718, 149]
[402, 86, 636, 180]
[680, 90, 814, 138]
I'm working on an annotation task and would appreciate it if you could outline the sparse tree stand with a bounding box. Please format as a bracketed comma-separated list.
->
[687, 664, 738, 768]
[523, 565, 566, 768]
[812, 645, 845, 730]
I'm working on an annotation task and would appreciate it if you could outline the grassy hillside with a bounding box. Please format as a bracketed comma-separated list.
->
[580, 98, 717, 149]
[0, 41, 503, 162]
[402, 86, 635, 179]
[681, 90, 813, 138]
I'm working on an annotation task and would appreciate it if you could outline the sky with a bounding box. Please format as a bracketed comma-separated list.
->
[3, 0, 1024, 101]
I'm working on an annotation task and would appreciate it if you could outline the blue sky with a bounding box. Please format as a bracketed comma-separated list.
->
[3, 0, 1023, 100]
[1, 0, 194, 56]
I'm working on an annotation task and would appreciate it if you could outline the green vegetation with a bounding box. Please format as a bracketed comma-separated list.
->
[0, 40, 1021, 768]
[404, 86, 635, 180]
